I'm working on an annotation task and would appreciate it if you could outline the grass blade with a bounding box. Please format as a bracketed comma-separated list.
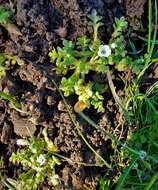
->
[115, 157, 139, 190]
[147, 0, 152, 53]
[148, 0, 158, 60]
[144, 173, 158, 190]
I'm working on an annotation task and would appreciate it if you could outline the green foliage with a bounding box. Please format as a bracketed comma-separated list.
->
[98, 83, 158, 188]
[0, 6, 12, 24]
[49, 10, 150, 112]
[10, 128, 60, 190]
[49, 11, 132, 112]
[49, 11, 148, 112]
[0, 53, 7, 80]
[87, 9, 103, 42]
[112, 17, 128, 38]
[0, 54, 24, 110]
[128, 81, 158, 128]
[0, 91, 21, 109]
[0, 53, 24, 80]
[113, 105, 158, 190]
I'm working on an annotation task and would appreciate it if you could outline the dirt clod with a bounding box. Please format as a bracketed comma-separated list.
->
[124, 0, 146, 30]
[10, 112, 36, 137]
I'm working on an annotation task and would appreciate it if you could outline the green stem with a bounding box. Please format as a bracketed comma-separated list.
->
[147, 0, 152, 53]
[52, 152, 101, 167]
[52, 80, 111, 168]
[0, 173, 15, 190]
[144, 173, 158, 190]
[148, 0, 158, 60]
[115, 156, 139, 190]
[137, 0, 158, 83]
[107, 69, 131, 123]
[94, 27, 98, 42]
[152, 58, 158, 63]
[79, 112, 141, 157]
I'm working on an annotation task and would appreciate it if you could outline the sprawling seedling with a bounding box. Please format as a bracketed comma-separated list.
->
[49, 10, 145, 112]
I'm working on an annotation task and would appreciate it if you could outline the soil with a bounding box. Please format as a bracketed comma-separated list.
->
[124, 0, 147, 30]
[0, 0, 156, 189]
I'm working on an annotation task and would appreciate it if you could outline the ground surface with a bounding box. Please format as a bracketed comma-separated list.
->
[0, 0, 152, 189]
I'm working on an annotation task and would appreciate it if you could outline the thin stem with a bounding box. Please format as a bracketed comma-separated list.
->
[52, 80, 111, 168]
[144, 173, 158, 190]
[147, 0, 152, 53]
[52, 152, 102, 167]
[0, 173, 15, 190]
[148, 0, 158, 60]
[107, 69, 131, 123]
[79, 112, 141, 157]
[137, 0, 158, 83]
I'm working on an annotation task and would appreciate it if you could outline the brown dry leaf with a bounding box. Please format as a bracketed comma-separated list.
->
[74, 100, 87, 113]
[2, 23, 22, 36]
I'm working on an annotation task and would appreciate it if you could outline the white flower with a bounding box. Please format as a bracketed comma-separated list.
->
[78, 96, 83, 101]
[111, 43, 117, 49]
[16, 139, 28, 146]
[139, 150, 147, 160]
[74, 86, 79, 91]
[49, 174, 60, 186]
[37, 154, 46, 166]
[87, 90, 93, 97]
[98, 45, 111, 57]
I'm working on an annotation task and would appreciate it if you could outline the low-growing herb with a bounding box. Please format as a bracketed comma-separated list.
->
[10, 128, 60, 190]
[49, 10, 145, 112]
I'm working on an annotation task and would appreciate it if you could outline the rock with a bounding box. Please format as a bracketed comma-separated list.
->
[153, 64, 158, 79]
[12, 118, 36, 137]
[1, 122, 13, 144]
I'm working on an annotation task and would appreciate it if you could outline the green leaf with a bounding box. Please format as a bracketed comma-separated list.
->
[88, 9, 103, 26]
[115, 157, 139, 190]
[90, 92, 104, 112]
[0, 53, 6, 65]
[0, 65, 6, 80]
[63, 54, 73, 66]
[88, 9, 103, 41]
[0, 91, 21, 109]
[60, 74, 80, 96]
[76, 36, 91, 49]
[77, 60, 90, 74]
[92, 83, 106, 93]
[115, 57, 131, 71]
[132, 58, 144, 74]
[112, 17, 127, 38]
[115, 17, 127, 30]
[63, 40, 74, 54]
[75, 82, 93, 104]
[48, 48, 58, 62]
[0, 7, 12, 24]
[95, 58, 108, 73]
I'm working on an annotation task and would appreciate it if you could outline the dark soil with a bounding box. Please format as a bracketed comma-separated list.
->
[0, 0, 153, 189]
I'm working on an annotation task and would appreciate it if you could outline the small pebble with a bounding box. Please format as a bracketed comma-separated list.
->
[47, 96, 55, 106]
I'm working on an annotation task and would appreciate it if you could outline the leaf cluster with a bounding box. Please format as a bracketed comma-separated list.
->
[49, 11, 146, 112]
[10, 129, 60, 190]
[49, 36, 106, 112]
[0, 53, 24, 80]
[0, 7, 12, 24]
